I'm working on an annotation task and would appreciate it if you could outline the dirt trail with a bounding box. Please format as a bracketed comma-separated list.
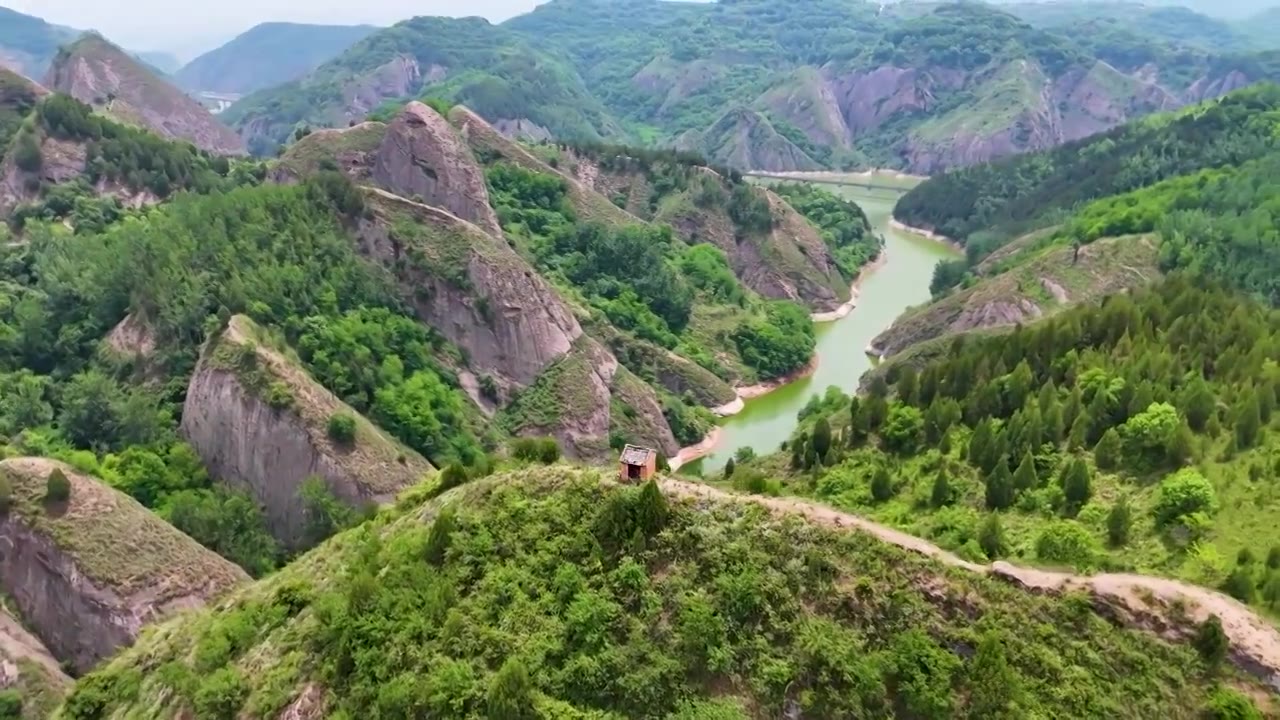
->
[662, 478, 1280, 688]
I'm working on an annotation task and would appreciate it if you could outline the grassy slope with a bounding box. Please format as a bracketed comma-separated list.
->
[55, 466, 1265, 719]
[0, 457, 247, 598]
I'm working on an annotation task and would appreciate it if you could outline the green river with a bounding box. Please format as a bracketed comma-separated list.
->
[694, 173, 961, 472]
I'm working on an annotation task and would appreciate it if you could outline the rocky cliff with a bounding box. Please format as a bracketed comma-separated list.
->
[0, 607, 69, 718]
[356, 188, 582, 395]
[43, 34, 244, 156]
[180, 316, 432, 548]
[0, 457, 247, 674]
[371, 102, 504, 237]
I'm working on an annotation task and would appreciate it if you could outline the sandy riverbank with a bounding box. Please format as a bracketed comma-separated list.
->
[889, 218, 962, 250]
[811, 251, 889, 323]
[668, 426, 722, 472]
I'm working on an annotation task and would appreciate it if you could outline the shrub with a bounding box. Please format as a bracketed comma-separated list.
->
[425, 507, 458, 566]
[1034, 520, 1098, 569]
[0, 690, 21, 720]
[326, 413, 357, 445]
[512, 436, 560, 464]
[437, 464, 469, 495]
[0, 474, 11, 514]
[486, 657, 536, 720]
[1202, 687, 1262, 720]
[46, 468, 71, 503]
[1193, 615, 1228, 670]
[1153, 468, 1217, 527]
[193, 667, 248, 720]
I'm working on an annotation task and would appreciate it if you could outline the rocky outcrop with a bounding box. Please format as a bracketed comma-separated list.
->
[1184, 69, 1252, 103]
[43, 34, 244, 155]
[492, 118, 553, 143]
[0, 607, 70, 714]
[0, 457, 247, 673]
[180, 316, 432, 548]
[695, 108, 821, 172]
[272, 121, 387, 183]
[357, 189, 582, 394]
[825, 65, 965, 138]
[340, 55, 425, 122]
[758, 68, 852, 151]
[371, 102, 503, 237]
[0, 133, 158, 218]
[508, 337, 678, 460]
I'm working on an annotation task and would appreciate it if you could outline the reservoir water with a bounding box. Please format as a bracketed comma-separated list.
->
[696, 173, 961, 472]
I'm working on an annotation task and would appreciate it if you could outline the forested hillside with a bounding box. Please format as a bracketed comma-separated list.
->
[748, 278, 1280, 631]
[54, 467, 1272, 719]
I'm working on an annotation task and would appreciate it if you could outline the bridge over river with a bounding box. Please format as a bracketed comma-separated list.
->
[745, 171, 916, 194]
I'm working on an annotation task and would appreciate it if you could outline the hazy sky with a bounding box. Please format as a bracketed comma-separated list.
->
[8, 0, 548, 58]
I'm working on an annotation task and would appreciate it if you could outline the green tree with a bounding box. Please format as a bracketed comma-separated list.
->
[812, 418, 832, 460]
[13, 130, 41, 172]
[45, 468, 71, 503]
[984, 460, 1014, 511]
[299, 476, 355, 549]
[1166, 420, 1195, 467]
[1263, 570, 1280, 609]
[1093, 428, 1121, 470]
[1153, 468, 1217, 527]
[1202, 687, 1263, 720]
[1180, 378, 1216, 432]
[723, 457, 736, 479]
[634, 479, 669, 535]
[1034, 521, 1098, 568]
[1106, 496, 1132, 547]
[425, 506, 458, 566]
[1235, 394, 1262, 449]
[1012, 451, 1037, 492]
[968, 420, 995, 471]
[1222, 566, 1257, 603]
[979, 513, 1006, 559]
[888, 629, 960, 719]
[437, 464, 469, 495]
[487, 657, 536, 720]
[848, 396, 867, 445]
[871, 467, 894, 503]
[930, 471, 953, 508]
[1193, 615, 1228, 671]
[1268, 546, 1280, 569]
[966, 630, 1021, 719]
[0, 475, 11, 515]
[882, 405, 924, 453]
[1061, 459, 1092, 516]
[57, 370, 125, 450]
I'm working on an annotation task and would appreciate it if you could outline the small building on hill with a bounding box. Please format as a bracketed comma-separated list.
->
[618, 445, 657, 483]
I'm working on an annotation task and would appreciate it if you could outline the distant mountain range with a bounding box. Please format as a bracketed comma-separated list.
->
[6, 0, 1280, 174]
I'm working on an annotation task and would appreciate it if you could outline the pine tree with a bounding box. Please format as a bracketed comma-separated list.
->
[487, 657, 537, 720]
[930, 471, 952, 508]
[848, 396, 865, 445]
[1222, 566, 1257, 603]
[634, 480, 669, 536]
[723, 457, 736, 479]
[1193, 615, 1228, 671]
[1067, 412, 1088, 450]
[871, 467, 894, 503]
[1166, 420, 1195, 467]
[1043, 400, 1065, 444]
[1180, 378, 1216, 432]
[1235, 393, 1262, 449]
[1012, 451, 1038, 492]
[866, 396, 889, 431]
[1106, 496, 1131, 547]
[1038, 380, 1058, 416]
[979, 513, 1007, 559]
[966, 630, 1021, 718]
[896, 366, 919, 406]
[1264, 570, 1280, 609]
[1085, 389, 1111, 444]
[1093, 428, 1121, 471]
[1063, 388, 1083, 433]
[1268, 546, 1280, 570]
[812, 418, 832, 460]
[968, 420, 994, 471]
[985, 460, 1014, 511]
[1061, 458, 1092, 515]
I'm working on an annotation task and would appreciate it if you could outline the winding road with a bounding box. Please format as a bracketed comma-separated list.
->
[662, 478, 1280, 688]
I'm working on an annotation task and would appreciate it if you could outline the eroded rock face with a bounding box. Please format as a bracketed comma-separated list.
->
[181, 317, 431, 548]
[0, 458, 247, 672]
[356, 189, 581, 392]
[0, 134, 159, 217]
[43, 35, 244, 155]
[341, 55, 424, 121]
[372, 102, 504, 237]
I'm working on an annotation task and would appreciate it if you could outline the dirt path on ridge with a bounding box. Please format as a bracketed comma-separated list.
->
[661, 478, 1280, 688]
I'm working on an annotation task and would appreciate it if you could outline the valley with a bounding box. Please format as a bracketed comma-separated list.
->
[689, 172, 961, 472]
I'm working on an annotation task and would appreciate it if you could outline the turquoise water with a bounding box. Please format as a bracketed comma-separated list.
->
[696, 175, 960, 472]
